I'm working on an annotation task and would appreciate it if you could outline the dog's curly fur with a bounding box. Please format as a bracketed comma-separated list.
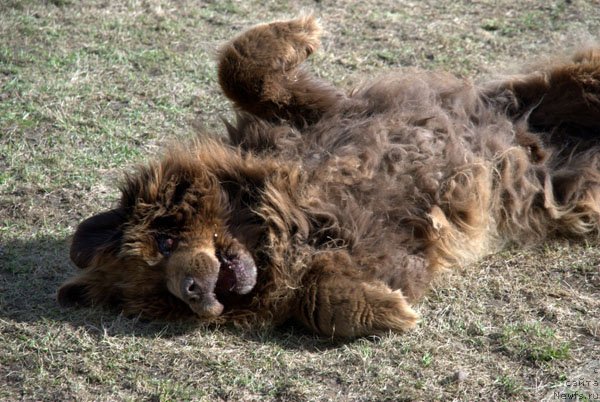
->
[58, 17, 600, 337]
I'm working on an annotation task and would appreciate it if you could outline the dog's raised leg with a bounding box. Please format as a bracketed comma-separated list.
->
[484, 49, 600, 236]
[484, 48, 600, 137]
[218, 16, 345, 126]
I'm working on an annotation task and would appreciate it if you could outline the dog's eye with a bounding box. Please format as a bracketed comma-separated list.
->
[156, 234, 176, 257]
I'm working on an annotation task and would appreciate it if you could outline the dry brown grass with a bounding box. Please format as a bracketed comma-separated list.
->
[1, 0, 599, 400]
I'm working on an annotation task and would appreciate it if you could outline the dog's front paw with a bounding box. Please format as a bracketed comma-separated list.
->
[220, 15, 321, 74]
[218, 16, 323, 110]
[296, 269, 419, 337]
[351, 283, 420, 337]
[266, 15, 322, 68]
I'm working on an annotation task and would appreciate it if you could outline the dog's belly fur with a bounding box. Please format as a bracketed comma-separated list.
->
[239, 70, 549, 277]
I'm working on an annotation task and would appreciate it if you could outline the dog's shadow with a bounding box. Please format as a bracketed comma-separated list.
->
[0, 236, 350, 351]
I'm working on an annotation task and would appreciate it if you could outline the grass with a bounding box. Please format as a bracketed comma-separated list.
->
[499, 322, 571, 364]
[1, 0, 599, 400]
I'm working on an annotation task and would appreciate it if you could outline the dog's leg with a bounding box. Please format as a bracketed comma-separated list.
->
[550, 151, 600, 236]
[294, 252, 418, 337]
[484, 49, 600, 138]
[218, 16, 345, 126]
[484, 50, 600, 236]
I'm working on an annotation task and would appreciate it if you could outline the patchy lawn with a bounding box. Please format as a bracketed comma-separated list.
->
[1, 1, 599, 400]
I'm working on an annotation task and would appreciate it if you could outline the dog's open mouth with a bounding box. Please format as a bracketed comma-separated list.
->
[215, 249, 257, 296]
[166, 242, 257, 319]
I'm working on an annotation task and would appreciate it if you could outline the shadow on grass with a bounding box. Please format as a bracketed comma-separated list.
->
[0, 236, 351, 350]
[0, 235, 71, 322]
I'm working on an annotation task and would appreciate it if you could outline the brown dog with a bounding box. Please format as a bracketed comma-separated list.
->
[58, 17, 600, 337]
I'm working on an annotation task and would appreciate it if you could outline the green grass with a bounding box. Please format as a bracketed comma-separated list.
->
[499, 322, 571, 364]
[1, 0, 599, 400]
[495, 374, 523, 397]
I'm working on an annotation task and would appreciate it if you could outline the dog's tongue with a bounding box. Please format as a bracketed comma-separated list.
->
[232, 251, 257, 294]
[216, 249, 257, 295]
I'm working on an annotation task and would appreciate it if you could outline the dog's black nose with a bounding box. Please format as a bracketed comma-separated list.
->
[181, 276, 201, 301]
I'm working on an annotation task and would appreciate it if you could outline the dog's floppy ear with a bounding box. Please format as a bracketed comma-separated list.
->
[57, 270, 123, 308]
[70, 208, 127, 269]
[57, 278, 93, 307]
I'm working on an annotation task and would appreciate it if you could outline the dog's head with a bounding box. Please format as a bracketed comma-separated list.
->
[58, 147, 264, 320]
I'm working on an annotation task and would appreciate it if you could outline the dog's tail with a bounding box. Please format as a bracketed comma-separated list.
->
[484, 48, 600, 144]
[217, 16, 345, 127]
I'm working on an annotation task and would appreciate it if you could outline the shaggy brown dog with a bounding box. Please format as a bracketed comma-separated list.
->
[58, 17, 600, 337]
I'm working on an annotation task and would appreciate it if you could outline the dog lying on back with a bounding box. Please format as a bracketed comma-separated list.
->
[58, 17, 600, 337]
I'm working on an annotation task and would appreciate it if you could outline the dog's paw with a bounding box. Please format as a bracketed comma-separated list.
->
[226, 15, 321, 72]
[296, 272, 419, 338]
[266, 15, 322, 67]
[218, 16, 323, 108]
[361, 285, 420, 336]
